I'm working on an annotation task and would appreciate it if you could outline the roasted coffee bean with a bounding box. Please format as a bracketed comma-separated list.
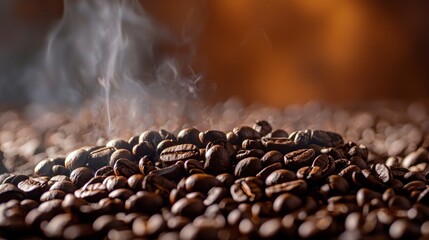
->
[204, 145, 230, 175]
[265, 180, 307, 198]
[310, 130, 344, 147]
[34, 159, 55, 177]
[235, 149, 265, 161]
[172, 197, 206, 219]
[133, 214, 167, 237]
[51, 165, 70, 176]
[133, 141, 155, 159]
[417, 188, 429, 204]
[151, 163, 184, 181]
[2, 174, 28, 186]
[253, 120, 272, 137]
[184, 159, 204, 174]
[64, 149, 89, 171]
[356, 188, 382, 207]
[177, 128, 202, 146]
[109, 188, 134, 201]
[157, 139, 176, 156]
[127, 174, 144, 190]
[216, 173, 235, 188]
[256, 162, 283, 180]
[262, 137, 295, 154]
[17, 178, 49, 200]
[106, 138, 132, 151]
[199, 130, 227, 145]
[113, 158, 139, 178]
[95, 166, 114, 177]
[159, 129, 176, 141]
[402, 148, 428, 168]
[338, 164, 360, 183]
[128, 135, 140, 147]
[289, 130, 311, 148]
[320, 175, 350, 196]
[204, 187, 229, 206]
[284, 149, 315, 170]
[87, 147, 115, 171]
[265, 169, 297, 186]
[142, 174, 177, 199]
[260, 150, 283, 167]
[0, 183, 25, 203]
[241, 139, 263, 150]
[125, 191, 163, 214]
[49, 180, 76, 193]
[233, 126, 261, 143]
[139, 131, 163, 147]
[297, 166, 323, 182]
[138, 156, 156, 175]
[389, 219, 420, 239]
[103, 176, 128, 192]
[40, 190, 67, 201]
[230, 179, 263, 203]
[93, 214, 127, 234]
[50, 175, 70, 182]
[312, 154, 336, 177]
[235, 157, 262, 178]
[273, 193, 302, 213]
[388, 195, 411, 210]
[70, 167, 93, 188]
[267, 129, 289, 138]
[348, 145, 369, 160]
[160, 144, 199, 164]
[75, 182, 108, 203]
[63, 224, 97, 240]
[185, 173, 221, 193]
[109, 149, 135, 167]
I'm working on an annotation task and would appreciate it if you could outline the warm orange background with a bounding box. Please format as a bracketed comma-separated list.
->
[3, 0, 429, 106]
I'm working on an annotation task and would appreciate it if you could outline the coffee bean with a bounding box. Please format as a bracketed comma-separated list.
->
[127, 174, 144, 190]
[106, 138, 132, 151]
[389, 219, 420, 239]
[320, 175, 350, 196]
[312, 154, 336, 177]
[265, 180, 307, 198]
[230, 179, 263, 203]
[253, 120, 272, 137]
[95, 166, 114, 177]
[233, 126, 261, 143]
[402, 148, 428, 168]
[204, 187, 229, 206]
[0, 183, 24, 203]
[40, 190, 67, 201]
[139, 131, 163, 147]
[185, 173, 221, 193]
[138, 156, 156, 175]
[265, 169, 297, 186]
[75, 182, 108, 202]
[151, 163, 184, 181]
[103, 175, 128, 192]
[216, 173, 235, 188]
[113, 158, 139, 178]
[133, 214, 167, 237]
[234, 157, 262, 178]
[262, 137, 295, 154]
[256, 162, 283, 180]
[125, 191, 163, 214]
[109, 149, 135, 167]
[184, 159, 204, 174]
[204, 145, 230, 175]
[297, 166, 323, 182]
[2, 174, 28, 186]
[284, 149, 315, 170]
[172, 197, 205, 219]
[260, 150, 283, 167]
[49, 180, 76, 193]
[157, 139, 176, 156]
[93, 214, 127, 234]
[235, 149, 265, 161]
[64, 149, 89, 171]
[52, 165, 70, 176]
[142, 174, 177, 199]
[133, 141, 155, 159]
[160, 144, 200, 164]
[310, 130, 344, 147]
[266, 129, 289, 138]
[34, 159, 55, 177]
[199, 130, 227, 145]
[289, 130, 311, 148]
[177, 128, 202, 147]
[70, 167, 93, 188]
[17, 178, 49, 200]
[356, 188, 382, 207]
[63, 224, 97, 240]
[273, 193, 302, 213]
[109, 188, 134, 201]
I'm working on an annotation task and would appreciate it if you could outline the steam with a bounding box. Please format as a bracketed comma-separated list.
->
[23, 0, 204, 138]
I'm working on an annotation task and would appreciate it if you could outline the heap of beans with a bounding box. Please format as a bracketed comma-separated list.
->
[1, 119, 429, 239]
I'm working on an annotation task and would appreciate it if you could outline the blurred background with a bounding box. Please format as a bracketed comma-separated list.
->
[1, 0, 429, 107]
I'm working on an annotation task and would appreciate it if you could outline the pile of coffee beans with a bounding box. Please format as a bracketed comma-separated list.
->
[1, 118, 429, 239]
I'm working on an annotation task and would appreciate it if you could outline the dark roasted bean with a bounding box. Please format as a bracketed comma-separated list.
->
[49, 180, 76, 193]
[235, 149, 265, 161]
[260, 150, 283, 167]
[34, 159, 55, 177]
[253, 120, 272, 136]
[2, 174, 28, 186]
[114, 158, 139, 177]
[267, 129, 289, 138]
[0, 183, 25, 203]
[199, 130, 227, 145]
[51, 165, 70, 176]
[160, 144, 199, 164]
[17, 178, 49, 200]
[230, 179, 262, 203]
[133, 141, 155, 159]
[127, 174, 144, 190]
[284, 148, 315, 170]
[70, 167, 93, 188]
[310, 130, 344, 147]
[265, 180, 307, 198]
[262, 137, 295, 154]
[289, 130, 311, 148]
[312, 154, 336, 177]
[172, 197, 206, 219]
[106, 138, 132, 151]
[139, 131, 162, 147]
[157, 139, 176, 156]
[177, 128, 202, 147]
[320, 175, 350, 196]
[87, 147, 115, 171]
[273, 193, 302, 213]
[103, 175, 128, 192]
[95, 165, 114, 177]
[64, 149, 89, 171]
[216, 173, 235, 188]
[233, 126, 261, 143]
[110, 149, 135, 166]
[142, 174, 177, 199]
[185, 173, 221, 193]
[151, 162, 184, 181]
[234, 157, 262, 178]
[204, 145, 231, 175]
[40, 189, 67, 201]
[265, 169, 296, 186]
[256, 162, 283, 180]
[125, 191, 163, 214]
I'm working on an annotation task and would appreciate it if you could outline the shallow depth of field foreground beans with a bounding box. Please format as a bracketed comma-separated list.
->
[2, 104, 429, 239]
